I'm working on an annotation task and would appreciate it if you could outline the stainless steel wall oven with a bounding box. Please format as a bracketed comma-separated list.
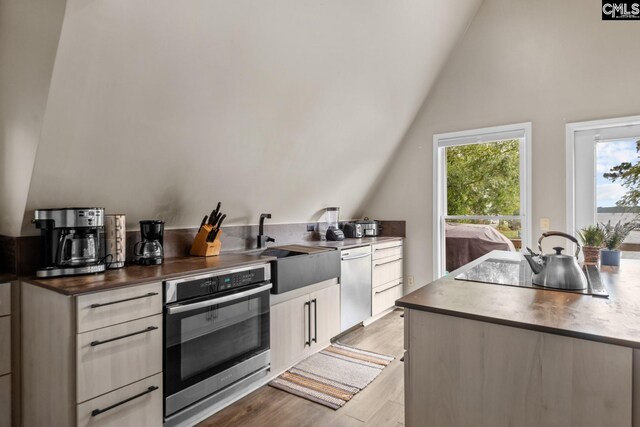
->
[164, 264, 271, 420]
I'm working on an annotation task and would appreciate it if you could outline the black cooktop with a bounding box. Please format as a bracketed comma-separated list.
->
[455, 258, 608, 298]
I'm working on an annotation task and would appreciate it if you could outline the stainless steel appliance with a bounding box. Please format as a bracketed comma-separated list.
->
[340, 246, 372, 331]
[105, 214, 126, 269]
[524, 231, 587, 290]
[343, 222, 363, 238]
[356, 217, 381, 237]
[33, 208, 106, 277]
[135, 220, 164, 265]
[164, 264, 272, 421]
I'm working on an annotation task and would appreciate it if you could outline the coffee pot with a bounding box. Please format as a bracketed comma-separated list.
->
[58, 230, 98, 266]
[134, 220, 164, 265]
[524, 231, 588, 290]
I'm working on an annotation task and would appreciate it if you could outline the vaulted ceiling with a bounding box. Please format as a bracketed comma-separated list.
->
[1, 0, 482, 236]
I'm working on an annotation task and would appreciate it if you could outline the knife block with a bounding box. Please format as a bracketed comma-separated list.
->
[190, 225, 222, 257]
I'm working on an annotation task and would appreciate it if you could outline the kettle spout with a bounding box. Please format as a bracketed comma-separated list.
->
[524, 248, 544, 275]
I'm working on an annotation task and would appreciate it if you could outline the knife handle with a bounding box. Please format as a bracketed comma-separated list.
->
[216, 214, 227, 229]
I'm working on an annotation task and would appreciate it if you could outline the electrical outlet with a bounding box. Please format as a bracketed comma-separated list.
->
[407, 276, 414, 286]
[540, 218, 550, 232]
[307, 224, 315, 232]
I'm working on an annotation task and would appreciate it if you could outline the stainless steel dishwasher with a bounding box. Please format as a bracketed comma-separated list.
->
[340, 245, 372, 332]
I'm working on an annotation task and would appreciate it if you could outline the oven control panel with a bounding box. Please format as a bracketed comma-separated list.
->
[165, 264, 270, 303]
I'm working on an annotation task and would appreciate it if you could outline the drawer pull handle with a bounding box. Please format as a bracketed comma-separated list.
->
[90, 292, 158, 308]
[374, 245, 402, 252]
[311, 298, 317, 344]
[374, 259, 402, 268]
[304, 301, 311, 347]
[91, 385, 158, 417]
[375, 282, 403, 295]
[90, 326, 158, 347]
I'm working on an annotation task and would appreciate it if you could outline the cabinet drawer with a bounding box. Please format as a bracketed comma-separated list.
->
[372, 241, 403, 261]
[372, 280, 403, 316]
[372, 257, 403, 288]
[0, 374, 10, 427]
[77, 373, 162, 427]
[77, 315, 162, 402]
[0, 317, 9, 376]
[0, 282, 10, 317]
[77, 282, 162, 333]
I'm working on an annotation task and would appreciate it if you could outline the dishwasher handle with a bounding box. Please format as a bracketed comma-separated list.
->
[341, 253, 371, 261]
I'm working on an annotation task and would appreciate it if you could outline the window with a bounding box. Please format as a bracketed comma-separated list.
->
[433, 123, 532, 279]
[567, 116, 640, 258]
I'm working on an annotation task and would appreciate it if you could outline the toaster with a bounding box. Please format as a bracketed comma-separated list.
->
[343, 222, 363, 238]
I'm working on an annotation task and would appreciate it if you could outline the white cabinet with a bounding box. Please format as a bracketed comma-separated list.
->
[310, 284, 341, 346]
[372, 241, 403, 261]
[372, 257, 403, 288]
[76, 314, 162, 402]
[371, 241, 403, 317]
[270, 294, 309, 374]
[372, 280, 403, 316]
[76, 282, 162, 333]
[76, 374, 162, 427]
[405, 309, 633, 427]
[22, 282, 163, 427]
[270, 282, 340, 375]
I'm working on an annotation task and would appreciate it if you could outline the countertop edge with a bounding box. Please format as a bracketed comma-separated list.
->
[397, 299, 640, 350]
[396, 250, 640, 350]
[21, 256, 277, 296]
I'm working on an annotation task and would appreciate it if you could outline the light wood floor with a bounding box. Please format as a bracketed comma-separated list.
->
[197, 309, 405, 427]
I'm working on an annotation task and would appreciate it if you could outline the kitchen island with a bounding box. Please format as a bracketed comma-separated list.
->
[396, 250, 640, 427]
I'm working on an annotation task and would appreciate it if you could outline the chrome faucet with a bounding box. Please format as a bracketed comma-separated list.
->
[257, 213, 275, 249]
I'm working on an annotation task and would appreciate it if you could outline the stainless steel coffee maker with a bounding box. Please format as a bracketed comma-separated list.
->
[34, 208, 107, 277]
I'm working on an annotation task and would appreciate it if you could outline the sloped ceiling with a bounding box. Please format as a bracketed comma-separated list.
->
[5, 0, 482, 236]
[0, 0, 67, 236]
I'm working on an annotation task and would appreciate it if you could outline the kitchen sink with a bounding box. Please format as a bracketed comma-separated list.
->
[248, 245, 341, 294]
[259, 248, 307, 259]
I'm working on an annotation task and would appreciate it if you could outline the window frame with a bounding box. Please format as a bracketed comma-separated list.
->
[565, 115, 640, 235]
[433, 122, 532, 280]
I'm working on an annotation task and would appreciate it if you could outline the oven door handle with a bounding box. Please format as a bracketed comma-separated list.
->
[166, 282, 272, 315]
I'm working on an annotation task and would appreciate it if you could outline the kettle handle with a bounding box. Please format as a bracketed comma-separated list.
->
[538, 231, 581, 258]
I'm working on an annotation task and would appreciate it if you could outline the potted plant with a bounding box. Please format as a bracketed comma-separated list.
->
[578, 225, 605, 265]
[600, 219, 638, 266]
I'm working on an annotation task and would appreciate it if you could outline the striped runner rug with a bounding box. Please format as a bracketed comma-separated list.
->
[268, 343, 395, 409]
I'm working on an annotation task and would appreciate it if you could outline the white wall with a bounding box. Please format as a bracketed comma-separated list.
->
[364, 0, 640, 288]
[17, 0, 481, 235]
[0, 0, 67, 236]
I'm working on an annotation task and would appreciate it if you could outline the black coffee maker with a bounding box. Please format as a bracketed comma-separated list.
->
[134, 220, 165, 265]
[34, 208, 107, 277]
